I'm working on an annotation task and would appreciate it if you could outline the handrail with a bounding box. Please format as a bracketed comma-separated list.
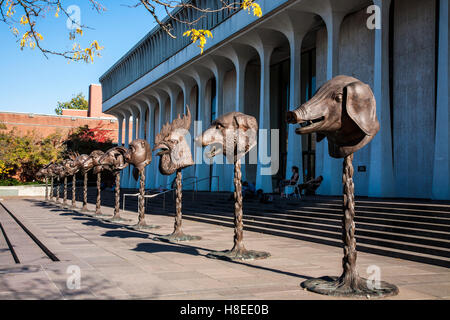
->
[122, 175, 219, 212]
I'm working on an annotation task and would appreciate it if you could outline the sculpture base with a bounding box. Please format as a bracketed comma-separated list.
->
[206, 249, 270, 262]
[155, 233, 202, 243]
[301, 276, 399, 298]
[92, 213, 112, 218]
[130, 224, 160, 231]
[108, 217, 131, 223]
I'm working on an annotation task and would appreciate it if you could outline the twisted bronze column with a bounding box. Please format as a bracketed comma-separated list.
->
[56, 177, 60, 204]
[174, 169, 183, 234]
[50, 176, 54, 202]
[133, 169, 158, 230]
[157, 169, 200, 242]
[137, 170, 147, 227]
[301, 154, 398, 297]
[63, 176, 68, 208]
[71, 174, 77, 208]
[95, 172, 102, 215]
[232, 158, 245, 253]
[207, 158, 269, 261]
[81, 172, 89, 212]
[111, 171, 123, 221]
[44, 177, 48, 201]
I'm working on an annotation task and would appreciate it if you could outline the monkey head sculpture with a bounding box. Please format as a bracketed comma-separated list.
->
[197, 111, 258, 161]
[153, 106, 194, 175]
[286, 75, 380, 158]
[124, 139, 152, 180]
[98, 146, 129, 172]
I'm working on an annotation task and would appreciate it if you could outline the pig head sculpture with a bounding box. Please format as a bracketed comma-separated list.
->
[286, 75, 380, 158]
[198, 112, 258, 161]
[124, 139, 152, 180]
[153, 105, 194, 175]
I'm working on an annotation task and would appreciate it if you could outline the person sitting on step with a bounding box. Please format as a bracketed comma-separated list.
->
[279, 166, 300, 197]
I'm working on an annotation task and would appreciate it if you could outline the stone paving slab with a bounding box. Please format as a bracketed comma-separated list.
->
[0, 197, 448, 300]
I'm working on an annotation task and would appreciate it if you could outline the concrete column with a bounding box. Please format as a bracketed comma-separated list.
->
[121, 110, 131, 189]
[155, 93, 168, 189]
[133, 102, 146, 140]
[116, 114, 124, 146]
[316, 12, 344, 196]
[211, 69, 225, 191]
[285, 32, 304, 184]
[129, 106, 139, 188]
[432, 0, 450, 200]
[369, 0, 395, 198]
[255, 45, 275, 193]
[194, 76, 210, 191]
[141, 97, 155, 189]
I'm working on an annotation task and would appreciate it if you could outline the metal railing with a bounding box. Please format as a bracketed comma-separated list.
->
[121, 175, 219, 212]
[99, 0, 239, 102]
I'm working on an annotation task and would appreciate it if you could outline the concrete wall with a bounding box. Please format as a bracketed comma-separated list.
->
[392, 0, 437, 198]
[338, 9, 375, 196]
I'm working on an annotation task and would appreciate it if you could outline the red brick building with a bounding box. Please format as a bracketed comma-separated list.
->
[0, 84, 122, 144]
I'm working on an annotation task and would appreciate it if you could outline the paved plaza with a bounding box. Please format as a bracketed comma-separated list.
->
[0, 197, 449, 300]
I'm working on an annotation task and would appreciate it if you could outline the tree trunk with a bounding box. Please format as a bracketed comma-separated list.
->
[82, 172, 88, 211]
[95, 172, 102, 215]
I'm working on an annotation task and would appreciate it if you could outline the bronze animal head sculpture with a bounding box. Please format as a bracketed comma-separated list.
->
[80, 150, 105, 174]
[197, 111, 258, 161]
[153, 105, 194, 175]
[87, 150, 106, 175]
[36, 165, 49, 180]
[124, 139, 152, 180]
[73, 154, 91, 174]
[98, 146, 129, 172]
[286, 75, 380, 158]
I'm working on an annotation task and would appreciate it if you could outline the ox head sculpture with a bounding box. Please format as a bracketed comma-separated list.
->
[196, 111, 258, 162]
[153, 105, 193, 175]
[286, 75, 379, 158]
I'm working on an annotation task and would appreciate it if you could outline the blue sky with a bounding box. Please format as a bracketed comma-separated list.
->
[0, 1, 165, 115]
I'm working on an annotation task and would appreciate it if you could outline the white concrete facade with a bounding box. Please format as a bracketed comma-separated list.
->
[100, 0, 449, 200]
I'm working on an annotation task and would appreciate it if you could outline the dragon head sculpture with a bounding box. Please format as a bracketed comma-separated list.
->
[286, 75, 380, 158]
[153, 105, 194, 175]
[124, 139, 152, 180]
[98, 146, 129, 172]
[197, 111, 258, 161]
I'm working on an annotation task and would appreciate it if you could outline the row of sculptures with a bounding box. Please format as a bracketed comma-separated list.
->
[35, 76, 398, 298]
